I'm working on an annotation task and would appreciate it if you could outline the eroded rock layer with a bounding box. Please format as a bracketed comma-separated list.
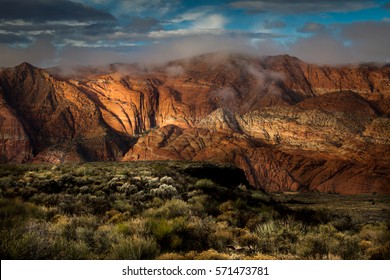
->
[1, 53, 389, 194]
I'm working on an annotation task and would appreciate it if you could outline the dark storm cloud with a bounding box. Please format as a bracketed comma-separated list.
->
[0, 21, 77, 33]
[229, 0, 376, 14]
[77, 22, 118, 36]
[0, 0, 119, 46]
[126, 17, 162, 33]
[0, 20, 118, 45]
[0, 33, 33, 44]
[0, 0, 115, 22]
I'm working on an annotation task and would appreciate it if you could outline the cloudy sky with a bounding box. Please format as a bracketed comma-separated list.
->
[0, 0, 389, 67]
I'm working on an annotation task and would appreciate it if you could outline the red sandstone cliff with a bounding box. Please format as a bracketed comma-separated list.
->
[1, 53, 389, 194]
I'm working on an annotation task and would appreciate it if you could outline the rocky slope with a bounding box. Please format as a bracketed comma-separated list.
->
[1, 53, 389, 194]
[0, 63, 131, 163]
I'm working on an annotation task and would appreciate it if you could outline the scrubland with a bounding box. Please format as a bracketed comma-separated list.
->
[0, 162, 388, 260]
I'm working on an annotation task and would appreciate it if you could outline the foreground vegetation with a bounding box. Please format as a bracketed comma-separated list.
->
[0, 162, 389, 260]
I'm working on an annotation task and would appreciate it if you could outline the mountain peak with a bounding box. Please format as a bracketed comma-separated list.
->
[7, 62, 44, 78]
[15, 62, 37, 71]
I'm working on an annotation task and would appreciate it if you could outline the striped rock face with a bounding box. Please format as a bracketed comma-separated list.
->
[1, 53, 389, 194]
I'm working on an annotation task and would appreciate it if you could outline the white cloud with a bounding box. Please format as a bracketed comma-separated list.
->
[45, 20, 95, 27]
[0, 20, 33, 26]
[192, 14, 227, 30]
[149, 14, 227, 38]
[62, 39, 137, 48]
[170, 12, 205, 23]
[148, 28, 225, 38]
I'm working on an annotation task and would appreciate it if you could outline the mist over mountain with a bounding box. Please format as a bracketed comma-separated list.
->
[1, 52, 389, 194]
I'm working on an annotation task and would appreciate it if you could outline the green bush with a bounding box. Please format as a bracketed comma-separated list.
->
[108, 235, 159, 259]
[195, 179, 216, 189]
[297, 224, 362, 259]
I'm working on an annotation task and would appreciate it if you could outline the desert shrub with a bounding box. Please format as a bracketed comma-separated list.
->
[115, 222, 132, 235]
[17, 187, 38, 200]
[195, 179, 216, 189]
[250, 217, 305, 255]
[184, 216, 212, 251]
[254, 220, 281, 254]
[192, 249, 231, 260]
[150, 184, 178, 199]
[1, 224, 53, 259]
[160, 176, 175, 185]
[1, 213, 94, 259]
[33, 179, 63, 194]
[359, 223, 390, 259]
[237, 231, 260, 252]
[52, 239, 91, 259]
[189, 194, 219, 216]
[53, 215, 98, 242]
[0, 218, 48, 259]
[208, 221, 234, 250]
[92, 226, 115, 256]
[359, 223, 389, 243]
[156, 252, 187, 260]
[217, 200, 239, 226]
[157, 250, 233, 260]
[297, 224, 362, 259]
[57, 174, 75, 187]
[105, 210, 125, 223]
[117, 182, 138, 196]
[336, 234, 361, 259]
[297, 232, 330, 259]
[363, 242, 390, 260]
[243, 253, 278, 260]
[0, 198, 44, 220]
[147, 218, 174, 241]
[108, 235, 159, 259]
[331, 214, 360, 232]
[0, 176, 16, 188]
[146, 216, 188, 251]
[127, 217, 149, 236]
[79, 194, 112, 215]
[114, 218, 148, 237]
[48, 216, 114, 258]
[74, 165, 96, 177]
[111, 199, 133, 215]
[146, 199, 191, 219]
[187, 194, 208, 216]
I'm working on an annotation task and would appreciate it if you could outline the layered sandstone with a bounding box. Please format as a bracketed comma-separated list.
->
[0, 53, 389, 194]
[0, 63, 131, 163]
